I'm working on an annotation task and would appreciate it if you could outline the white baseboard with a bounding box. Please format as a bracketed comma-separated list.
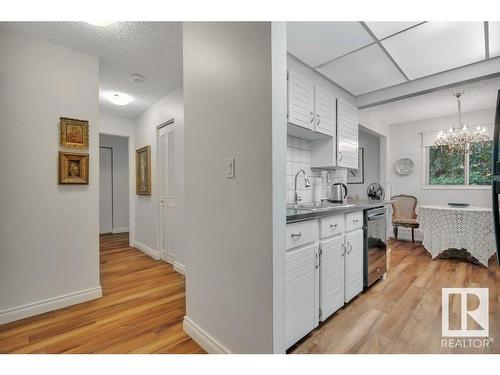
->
[0, 286, 102, 325]
[173, 261, 186, 275]
[133, 240, 160, 260]
[112, 227, 129, 234]
[183, 316, 230, 353]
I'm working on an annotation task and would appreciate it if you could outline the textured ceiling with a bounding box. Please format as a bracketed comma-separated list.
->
[2, 22, 182, 117]
[360, 76, 500, 127]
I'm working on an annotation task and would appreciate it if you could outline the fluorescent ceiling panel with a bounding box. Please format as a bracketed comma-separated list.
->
[365, 21, 422, 40]
[287, 22, 374, 67]
[317, 44, 407, 95]
[382, 22, 486, 80]
[489, 22, 500, 58]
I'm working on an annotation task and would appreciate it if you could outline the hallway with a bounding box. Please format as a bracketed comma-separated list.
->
[0, 234, 204, 353]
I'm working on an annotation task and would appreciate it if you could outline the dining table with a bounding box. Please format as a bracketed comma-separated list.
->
[418, 205, 495, 267]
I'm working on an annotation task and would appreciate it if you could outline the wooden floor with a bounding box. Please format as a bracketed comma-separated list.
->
[2, 236, 499, 354]
[291, 240, 500, 354]
[0, 233, 204, 354]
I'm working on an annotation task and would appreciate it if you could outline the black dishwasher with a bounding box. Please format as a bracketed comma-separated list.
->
[363, 207, 387, 288]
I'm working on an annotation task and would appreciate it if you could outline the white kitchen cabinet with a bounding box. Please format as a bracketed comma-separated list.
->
[343, 228, 364, 303]
[336, 98, 359, 169]
[285, 241, 319, 349]
[319, 234, 345, 322]
[285, 211, 365, 348]
[287, 70, 336, 139]
[313, 85, 335, 136]
[287, 70, 314, 131]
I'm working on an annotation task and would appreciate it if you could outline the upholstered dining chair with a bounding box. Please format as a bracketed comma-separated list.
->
[391, 194, 419, 243]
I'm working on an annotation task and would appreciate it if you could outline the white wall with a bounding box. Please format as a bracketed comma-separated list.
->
[348, 128, 381, 199]
[0, 29, 101, 323]
[183, 22, 285, 353]
[100, 110, 135, 138]
[389, 108, 495, 209]
[99, 134, 129, 233]
[133, 86, 185, 269]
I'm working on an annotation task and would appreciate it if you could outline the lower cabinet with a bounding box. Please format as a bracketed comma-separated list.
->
[285, 242, 319, 349]
[285, 211, 365, 349]
[319, 235, 344, 322]
[344, 229, 364, 303]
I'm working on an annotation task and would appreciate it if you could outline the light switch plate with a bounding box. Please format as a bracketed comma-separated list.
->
[226, 157, 235, 179]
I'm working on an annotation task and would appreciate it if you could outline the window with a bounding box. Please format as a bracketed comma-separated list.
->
[426, 141, 492, 187]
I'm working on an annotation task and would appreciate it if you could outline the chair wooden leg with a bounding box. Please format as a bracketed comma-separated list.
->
[393, 226, 398, 239]
[411, 228, 415, 243]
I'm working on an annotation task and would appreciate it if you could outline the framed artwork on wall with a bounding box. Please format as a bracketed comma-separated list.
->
[60, 117, 89, 149]
[347, 148, 364, 184]
[136, 145, 151, 195]
[59, 151, 89, 184]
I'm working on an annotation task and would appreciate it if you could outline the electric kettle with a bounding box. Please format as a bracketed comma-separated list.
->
[330, 183, 348, 203]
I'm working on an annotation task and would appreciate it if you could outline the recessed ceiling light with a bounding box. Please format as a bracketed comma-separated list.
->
[131, 74, 146, 83]
[86, 21, 115, 27]
[101, 92, 133, 106]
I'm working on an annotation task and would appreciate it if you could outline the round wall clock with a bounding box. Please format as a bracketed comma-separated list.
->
[394, 158, 414, 176]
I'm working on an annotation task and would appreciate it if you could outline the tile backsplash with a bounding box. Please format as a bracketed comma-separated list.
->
[286, 135, 347, 204]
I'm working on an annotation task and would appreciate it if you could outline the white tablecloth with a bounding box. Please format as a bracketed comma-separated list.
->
[418, 205, 495, 267]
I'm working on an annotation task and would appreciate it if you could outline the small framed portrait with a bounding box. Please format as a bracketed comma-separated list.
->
[347, 148, 364, 184]
[60, 117, 89, 149]
[59, 152, 89, 184]
[136, 145, 151, 195]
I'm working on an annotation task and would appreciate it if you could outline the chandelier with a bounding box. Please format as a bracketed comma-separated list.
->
[434, 91, 489, 153]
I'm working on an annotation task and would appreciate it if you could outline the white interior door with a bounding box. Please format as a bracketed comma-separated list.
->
[159, 125, 176, 263]
[99, 147, 113, 234]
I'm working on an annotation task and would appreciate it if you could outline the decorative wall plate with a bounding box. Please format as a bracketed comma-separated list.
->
[394, 158, 414, 176]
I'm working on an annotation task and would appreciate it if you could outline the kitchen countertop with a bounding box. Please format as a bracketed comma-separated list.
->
[286, 200, 392, 223]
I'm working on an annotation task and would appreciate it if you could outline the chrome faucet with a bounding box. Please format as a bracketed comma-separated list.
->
[294, 169, 311, 205]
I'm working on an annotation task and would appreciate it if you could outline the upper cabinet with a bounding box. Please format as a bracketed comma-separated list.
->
[336, 98, 359, 169]
[287, 70, 335, 139]
[287, 70, 315, 131]
[314, 85, 335, 136]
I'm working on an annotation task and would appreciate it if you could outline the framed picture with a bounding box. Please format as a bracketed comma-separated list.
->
[136, 145, 151, 195]
[60, 117, 89, 149]
[59, 152, 89, 184]
[347, 148, 364, 184]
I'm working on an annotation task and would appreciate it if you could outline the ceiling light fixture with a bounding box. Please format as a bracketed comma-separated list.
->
[86, 21, 115, 27]
[131, 74, 146, 83]
[434, 91, 489, 153]
[102, 92, 134, 106]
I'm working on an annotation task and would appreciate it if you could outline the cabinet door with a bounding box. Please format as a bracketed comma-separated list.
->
[314, 85, 335, 136]
[285, 242, 319, 349]
[287, 70, 314, 130]
[344, 229, 364, 303]
[319, 235, 344, 321]
[337, 98, 359, 169]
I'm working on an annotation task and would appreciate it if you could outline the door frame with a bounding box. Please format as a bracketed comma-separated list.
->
[156, 119, 175, 264]
[99, 132, 134, 248]
[99, 146, 114, 234]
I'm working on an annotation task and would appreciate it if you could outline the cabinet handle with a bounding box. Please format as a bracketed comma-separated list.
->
[341, 243, 346, 256]
[338, 152, 343, 161]
[291, 232, 302, 239]
[310, 111, 315, 123]
[353, 219, 359, 223]
[330, 223, 338, 229]
[317, 114, 321, 125]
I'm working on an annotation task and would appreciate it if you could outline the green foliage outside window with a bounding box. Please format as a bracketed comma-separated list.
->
[428, 141, 492, 186]
[469, 141, 492, 185]
[429, 146, 465, 185]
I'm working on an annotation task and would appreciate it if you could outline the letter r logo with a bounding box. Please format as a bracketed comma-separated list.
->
[442, 288, 489, 337]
